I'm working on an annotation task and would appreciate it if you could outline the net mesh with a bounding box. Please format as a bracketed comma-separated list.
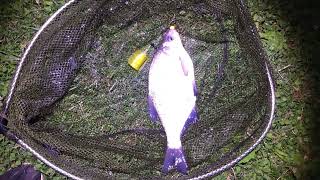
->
[3, 0, 274, 179]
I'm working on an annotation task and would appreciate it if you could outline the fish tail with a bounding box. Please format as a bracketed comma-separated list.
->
[162, 147, 188, 175]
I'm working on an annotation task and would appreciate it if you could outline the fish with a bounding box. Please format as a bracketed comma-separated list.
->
[148, 26, 198, 174]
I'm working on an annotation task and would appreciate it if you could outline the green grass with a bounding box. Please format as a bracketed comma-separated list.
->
[224, 0, 319, 179]
[44, 7, 239, 137]
[0, 0, 319, 179]
[0, 1, 68, 179]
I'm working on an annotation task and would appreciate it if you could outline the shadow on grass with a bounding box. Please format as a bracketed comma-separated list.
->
[265, 0, 320, 179]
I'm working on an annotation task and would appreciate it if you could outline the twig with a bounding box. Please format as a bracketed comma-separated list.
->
[276, 169, 289, 180]
[278, 72, 284, 79]
[231, 167, 237, 180]
[22, 25, 39, 31]
[278, 64, 292, 72]
[108, 81, 118, 93]
[68, 86, 78, 91]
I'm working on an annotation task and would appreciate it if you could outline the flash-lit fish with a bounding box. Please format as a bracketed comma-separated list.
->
[148, 27, 198, 174]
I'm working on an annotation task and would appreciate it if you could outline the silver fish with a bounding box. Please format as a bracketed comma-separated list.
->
[148, 28, 198, 174]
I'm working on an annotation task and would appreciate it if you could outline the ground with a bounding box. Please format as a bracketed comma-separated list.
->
[0, 0, 319, 179]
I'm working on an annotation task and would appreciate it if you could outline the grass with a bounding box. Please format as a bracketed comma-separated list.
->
[45, 7, 239, 138]
[0, 0, 319, 179]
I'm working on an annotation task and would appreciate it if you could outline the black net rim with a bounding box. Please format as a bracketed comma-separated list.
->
[2, 0, 276, 179]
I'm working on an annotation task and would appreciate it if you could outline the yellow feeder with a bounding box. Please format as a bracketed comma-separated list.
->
[128, 47, 149, 71]
[128, 26, 175, 71]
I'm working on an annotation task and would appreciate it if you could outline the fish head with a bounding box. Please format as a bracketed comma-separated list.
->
[161, 28, 183, 50]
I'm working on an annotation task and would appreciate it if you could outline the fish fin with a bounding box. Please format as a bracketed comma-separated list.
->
[179, 53, 198, 96]
[148, 95, 159, 122]
[193, 80, 198, 97]
[179, 50, 194, 76]
[181, 107, 198, 136]
[162, 147, 188, 175]
[180, 57, 189, 76]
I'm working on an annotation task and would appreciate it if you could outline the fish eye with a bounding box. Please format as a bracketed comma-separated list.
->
[167, 36, 173, 41]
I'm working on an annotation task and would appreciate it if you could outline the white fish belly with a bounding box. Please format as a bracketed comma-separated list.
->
[149, 54, 196, 148]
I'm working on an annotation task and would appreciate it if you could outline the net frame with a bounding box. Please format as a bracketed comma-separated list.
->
[0, 0, 276, 179]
